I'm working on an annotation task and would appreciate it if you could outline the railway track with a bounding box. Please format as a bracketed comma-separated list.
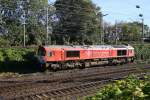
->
[0, 63, 145, 83]
[0, 64, 139, 89]
[6, 72, 149, 100]
[0, 64, 150, 100]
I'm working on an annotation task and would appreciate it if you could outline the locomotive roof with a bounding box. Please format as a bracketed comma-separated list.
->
[43, 45, 134, 49]
[44, 45, 111, 48]
[112, 45, 127, 48]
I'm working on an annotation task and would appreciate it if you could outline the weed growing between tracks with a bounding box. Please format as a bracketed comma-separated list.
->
[85, 75, 150, 100]
[0, 72, 21, 77]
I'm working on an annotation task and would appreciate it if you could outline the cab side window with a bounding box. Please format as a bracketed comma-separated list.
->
[48, 52, 53, 57]
[117, 50, 127, 56]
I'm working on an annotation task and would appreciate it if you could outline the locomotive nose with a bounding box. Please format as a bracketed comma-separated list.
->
[36, 56, 46, 64]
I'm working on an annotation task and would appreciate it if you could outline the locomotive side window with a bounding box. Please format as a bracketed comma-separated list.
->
[66, 51, 80, 57]
[117, 50, 127, 56]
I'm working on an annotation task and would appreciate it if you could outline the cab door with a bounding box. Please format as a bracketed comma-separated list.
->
[61, 48, 65, 61]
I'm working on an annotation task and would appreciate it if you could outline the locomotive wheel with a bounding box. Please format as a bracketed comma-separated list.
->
[131, 58, 134, 63]
[120, 61, 124, 65]
[39, 63, 49, 72]
[120, 58, 125, 65]
[125, 58, 128, 64]
[79, 63, 85, 69]
[108, 59, 113, 65]
[113, 62, 118, 66]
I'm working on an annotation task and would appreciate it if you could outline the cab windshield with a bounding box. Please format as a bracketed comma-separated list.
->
[38, 47, 46, 56]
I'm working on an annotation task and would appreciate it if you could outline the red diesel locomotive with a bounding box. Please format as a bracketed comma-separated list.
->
[36, 45, 135, 70]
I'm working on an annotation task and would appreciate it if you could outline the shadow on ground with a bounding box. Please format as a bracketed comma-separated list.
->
[0, 61, 40, 74]
[0, 52, 40, 74]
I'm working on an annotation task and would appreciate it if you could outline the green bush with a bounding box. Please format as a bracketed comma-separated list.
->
[133, 44, 150, 61]
[0, 48, 35, 62]
[85, 75, 150, 100]
[0, 38, 10, 47]
[0, 51, 4, 61]
[0, 47, 37, 73]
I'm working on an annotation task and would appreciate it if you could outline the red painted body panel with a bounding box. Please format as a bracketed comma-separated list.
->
[128, 49, 134, 57]
[92, 50, 110, 58]
[44, 48, 63, 62]
[80, 50, 93, 60]
[111, 50, 117, 58]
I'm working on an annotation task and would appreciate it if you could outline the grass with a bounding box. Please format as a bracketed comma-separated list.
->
[0, 72, 21, 77]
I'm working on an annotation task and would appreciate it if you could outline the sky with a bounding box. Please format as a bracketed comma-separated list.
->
[49, 0, 150, 26]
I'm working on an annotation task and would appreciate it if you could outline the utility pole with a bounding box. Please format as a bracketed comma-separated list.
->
[100, 13, 108, 44]
[102, 19, 105, 44]
[142, 18, 144, 43]
[46, 6, 49, 45]
[115, 20, 118, 45]
[136, 5, 144, 43]
[49, 4, 54, 45]
[0, 13, 2, 24]
[46, 0, 55, 45]
[23, 10, 26, 47]
[22, 0, 29, 47]
[100, 14, 103, 44]
[0, 5, 3, 25]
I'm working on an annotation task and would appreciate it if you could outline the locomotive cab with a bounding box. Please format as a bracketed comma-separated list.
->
[36, 46, 47, 64]
[37, 46, 54, 63]
[36, 46, 54, 71]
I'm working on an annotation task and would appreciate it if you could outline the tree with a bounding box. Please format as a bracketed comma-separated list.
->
[104, 21, 147, 43]
[120, 22, 141, 42]
[54, 0, 101, 45]
[0, 0, 53, 46]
